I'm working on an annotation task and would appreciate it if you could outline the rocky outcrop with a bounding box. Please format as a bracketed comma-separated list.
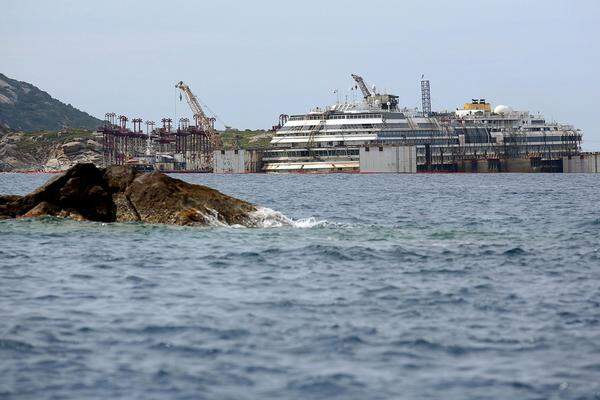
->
[0, 163, 257, 226]
[44, 138, 103, 170]
[0, 131, 102, 171]
[0, 132, 41, 171]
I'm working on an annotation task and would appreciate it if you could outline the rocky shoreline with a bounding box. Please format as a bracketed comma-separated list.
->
[0, 130, 103, 172]
[0, 164, 257, 226]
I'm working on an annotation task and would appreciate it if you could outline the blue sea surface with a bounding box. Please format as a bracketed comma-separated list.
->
[1, 173, 599, 399]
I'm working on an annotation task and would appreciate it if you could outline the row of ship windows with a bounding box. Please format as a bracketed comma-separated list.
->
[487, 127, 560, 132]
[275, 131, 446, 139]
[266, 142, 579, 159]
[329, 114, 382, 120]
[474, 120, 547, 125]
[382, 139, 460, 146]
[381, 136, 576, 145]
[279, 124, 442, 133]
[382, 137, 573, 145]
[280, 124, 375, 132]
[286, 117, 556, 129]
[416, 146, 579, 155]
[275, 132, 479, 140]
[276, 131, 578, 142]
[288, 114, 383, 121]
[278, 133, 374, 137]
[379, 130, 450, 138]
[504, 135, 581, 143]
[279, 139, 459, 147]
[266, 149, 360, 157]
[280, 122, 436, 131]
[524, 127, 560, 131]
[272, 137, 578, 150]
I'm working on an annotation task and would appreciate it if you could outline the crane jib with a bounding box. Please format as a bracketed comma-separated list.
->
[175, 81, 223, 170]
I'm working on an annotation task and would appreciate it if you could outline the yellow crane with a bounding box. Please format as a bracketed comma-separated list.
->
[175, 81, 222, 169]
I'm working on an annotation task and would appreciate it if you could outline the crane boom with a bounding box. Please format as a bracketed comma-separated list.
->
[175, 81, 222, 170]
[175, 81, 217, 137]
[351, 74, 372, 99]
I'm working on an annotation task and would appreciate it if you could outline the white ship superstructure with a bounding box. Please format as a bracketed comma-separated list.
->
[263, 75, 582, 172]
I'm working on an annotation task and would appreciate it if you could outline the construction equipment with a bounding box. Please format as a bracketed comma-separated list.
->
[175, 81, 222, 170]
[351, 74, 373, 99]
[351, 73, 398, 110]
[421, 75, 431, 116]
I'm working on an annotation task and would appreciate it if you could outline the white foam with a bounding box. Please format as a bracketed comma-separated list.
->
[195, 208, 229, 227]
[247, 207, 327, 229]
[195, 207, 326, 229]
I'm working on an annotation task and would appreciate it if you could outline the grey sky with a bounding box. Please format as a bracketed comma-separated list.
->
[2, 0, 599, 149]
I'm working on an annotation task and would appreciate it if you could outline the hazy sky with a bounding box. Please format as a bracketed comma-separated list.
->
[2, 0, 599, 149]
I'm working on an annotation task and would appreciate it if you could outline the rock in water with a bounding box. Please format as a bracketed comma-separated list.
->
[0, 164, 257, 226]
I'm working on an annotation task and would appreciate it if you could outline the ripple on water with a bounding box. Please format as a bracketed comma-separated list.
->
[503, 247, 528, 256]
[286, 373, 366, 398]
[150, 342, 222, 358]
[0, 339, 35, 353]
[70, 274, 94, 280]
[2, 173, 600, 399]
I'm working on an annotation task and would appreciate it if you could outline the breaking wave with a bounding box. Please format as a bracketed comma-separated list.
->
[247, 207, 327, 228]
[195, 207, 326, 228]
[195, 208, 229, 227]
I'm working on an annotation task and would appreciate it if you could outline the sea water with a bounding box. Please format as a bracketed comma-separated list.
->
[1, 173, 599, 399]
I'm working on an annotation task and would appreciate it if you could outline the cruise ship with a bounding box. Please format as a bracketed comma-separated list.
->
[263, 75, 582, 172]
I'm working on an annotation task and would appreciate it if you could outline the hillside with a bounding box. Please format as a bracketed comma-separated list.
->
[0, 127, 273, 172]
[0, 73, 102, 132]
[0, 129, 102, 172]
[219, 128, 274, 149]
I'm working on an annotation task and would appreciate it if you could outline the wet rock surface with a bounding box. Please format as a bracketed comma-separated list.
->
[0, 163, 257, 225]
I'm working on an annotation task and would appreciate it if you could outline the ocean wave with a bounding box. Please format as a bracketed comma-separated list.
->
[4, 206, 327, 230]
[0, 338, 35, 352]
[503, 247, 527, 256]
[193, 206, 326, 228]
[246, 207, 327, 229]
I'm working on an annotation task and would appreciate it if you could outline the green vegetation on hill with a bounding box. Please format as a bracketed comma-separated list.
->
[0, 126, 274, 171]
[0, 73, 102, 132]
[218, 128, 274, 150]
[0, 128, 99, 171]
[14, 129, 95, 153]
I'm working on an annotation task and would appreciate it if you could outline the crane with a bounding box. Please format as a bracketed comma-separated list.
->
[175, 81, 222, 169]
[351, 74, 373, 99]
